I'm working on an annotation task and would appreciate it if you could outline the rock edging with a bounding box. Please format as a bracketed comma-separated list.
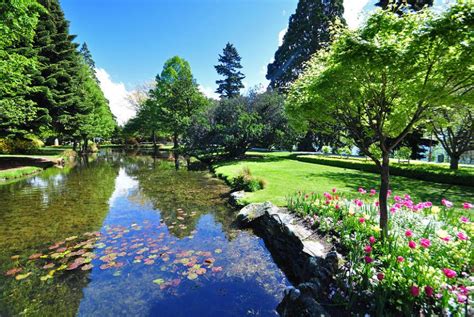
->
[236, 202, 340, 317]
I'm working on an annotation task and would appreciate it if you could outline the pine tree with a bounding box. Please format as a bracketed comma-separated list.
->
[266, 0, 344, 91]
[376, 0, 433, 13]
[28, 0, 83, 138]
[214, 43, 245, 98]
[79, 42, 99, 82]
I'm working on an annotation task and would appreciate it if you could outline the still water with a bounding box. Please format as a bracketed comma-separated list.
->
[0, 152, 290, 316]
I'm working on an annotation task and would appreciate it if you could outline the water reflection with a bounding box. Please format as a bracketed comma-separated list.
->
[0, 152, 290, 316]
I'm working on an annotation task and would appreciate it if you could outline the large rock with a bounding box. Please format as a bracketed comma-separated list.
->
[235, 201, 279, 226]
[229, 190, 246, 206]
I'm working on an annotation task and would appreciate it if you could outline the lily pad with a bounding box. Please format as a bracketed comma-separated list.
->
[214, 249, 222, 254]
[187, 273, 198, 280]
[81, 264, 93, 271]
[153, 278, 165, 285]
[15, 272, 32, 280]
[5, 267, 22, 276]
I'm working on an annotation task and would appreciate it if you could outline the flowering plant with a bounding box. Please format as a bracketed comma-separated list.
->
[288, 189, 473, 315]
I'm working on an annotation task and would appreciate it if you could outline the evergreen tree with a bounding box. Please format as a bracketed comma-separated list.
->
[266, 0, 344, 91]
[28, 0, 83, 138]
[214, 43, 245, 98]
[79, 42, 99, 82]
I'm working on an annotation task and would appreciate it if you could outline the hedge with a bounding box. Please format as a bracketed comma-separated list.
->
[292, 155, 474, 187]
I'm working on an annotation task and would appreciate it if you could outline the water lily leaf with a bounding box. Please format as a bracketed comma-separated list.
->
[42, 263, 55, 269]
[5, 267, 22, 276]
[28, 253, 42, 260]
[177, 216, 185, 221]
[81, 264, 93, 271]
[95, 243, 106, 249]
[113, 271, 122, 277]
[153, 278, 165, 285]
[56, 247, 67, 253]
[65, 235, 78, 241]
[187, 273, 198, 280]
[211, 266, 223, 273]
[15, 273, 32, 280]
[10, 255, 20, 261]
[144, 259, 155, 265]
[214, 249, 222, 254]
[204, 258, 215, 265]
[196, 268, 206, 275]
[66, 262, 80, 270]
[57, 264, 67, 271]
[40, 275, 53, 281]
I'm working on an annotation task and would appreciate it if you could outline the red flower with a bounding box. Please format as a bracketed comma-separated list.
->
[364, 245, 372, 253]
[377, 273, 384, 281]
[442, 268, 457, 278]
[405, 229, 413, 237]
[408, 240, 416, 249]
[411, 286, 420, 297]
[369, 236, 376, 245]
[359, 217, 365, 223]
[397, 256, 404, 262]
[424, 286, 434, 297]
[420, 238, 431, 248]
[364, 256, 373, 264]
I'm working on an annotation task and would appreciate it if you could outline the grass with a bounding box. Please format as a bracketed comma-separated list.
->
[0, 166, 43, 180]
[213, 154, 474, 206]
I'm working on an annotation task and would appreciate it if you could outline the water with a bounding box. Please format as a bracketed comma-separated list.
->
[0, 152, 290, 317]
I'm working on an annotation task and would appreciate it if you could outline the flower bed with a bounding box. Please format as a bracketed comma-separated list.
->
[287, 189, 473, 316]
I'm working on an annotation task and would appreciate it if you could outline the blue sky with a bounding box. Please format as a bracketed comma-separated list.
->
[61, 0, 453, 124]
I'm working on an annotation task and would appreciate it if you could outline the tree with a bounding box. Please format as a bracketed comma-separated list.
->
[214, 43, 245, 98]
[79, 42, 98, 82]
[266, 0, 344, 91]
[147, 56, 206, 168]
[286, 3, 473, 237]
[0, 0, 43, 137]
[28, 0, 83, 139]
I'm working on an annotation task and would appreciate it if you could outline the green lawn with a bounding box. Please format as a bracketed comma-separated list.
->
[213, 155, 474, 207]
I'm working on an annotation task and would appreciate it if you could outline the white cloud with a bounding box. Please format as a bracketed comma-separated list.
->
[278, 28, 287, 46]
[344, 0, 370, 29]
[198, 85, 219, 100]
[95, 68, 136, 126]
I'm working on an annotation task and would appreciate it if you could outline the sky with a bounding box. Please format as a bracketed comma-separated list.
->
[61, 0, 454, 125]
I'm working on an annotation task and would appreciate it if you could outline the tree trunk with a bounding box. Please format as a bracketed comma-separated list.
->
[379, 152, 390, 239]
[450, 155, 459, 170]
[152, 130, 157, 157]
[83, 137, 88, 154]
[173, 133, 179, 170]
[73, 140, 77, 152]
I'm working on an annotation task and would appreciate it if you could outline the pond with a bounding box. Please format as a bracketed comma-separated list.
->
[0, 151, 290, 316]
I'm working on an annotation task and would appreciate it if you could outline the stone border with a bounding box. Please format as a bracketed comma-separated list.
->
[236, 202, 342, 317]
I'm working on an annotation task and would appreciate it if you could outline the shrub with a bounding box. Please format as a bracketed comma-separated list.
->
[0, 138, 14, 154]
[288, 189, 472, 315]
[0, 137, 43, 154]
[322, 145, 331, 154]
[233, 166, 266, 192]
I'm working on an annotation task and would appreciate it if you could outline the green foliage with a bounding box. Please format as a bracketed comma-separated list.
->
[395, 146, 411, 161]
[0, 136, 44, 154]
[232, 166, 266, 192]
[215, 43, 245, 98]
[321, 145, 331, 154]
[266, 0, 345, 90]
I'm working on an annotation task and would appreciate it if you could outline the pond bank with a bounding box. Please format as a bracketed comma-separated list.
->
[235, 202, 341, 316]
[0, 156, 64, 182]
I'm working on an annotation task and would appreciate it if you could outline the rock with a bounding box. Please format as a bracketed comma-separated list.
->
[236, 201, 279, 226]
[229, 190, 245, 206]
[277, 291, 329, 317]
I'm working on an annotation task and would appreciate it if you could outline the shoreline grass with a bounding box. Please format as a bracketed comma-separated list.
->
[0, 166, 43, 181]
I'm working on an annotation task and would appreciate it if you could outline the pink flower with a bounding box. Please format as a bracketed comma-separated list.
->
[369, 189, 376, 196]
[364, 245, 372, 253]
[364, 256, 373, 264]
[408, 240, 417, 249]
[423, 202, 432, 208]
[325, 199, 330, 205]
[404, 194, 411, 200]
[375, 201, 379, 207]
[332, 188, 337, 193]
[358, 187, 367, 194]
[411, 286, 420, 297]
[457, 232, 469, 241]
[377, 273, 384, 281]
[441, 198, 453, 208]
[424, 286, 434, 297]
[394, 195, 402, 202]
[457, 294, 467, 303]
[397, 256, 404, 262]
[335, 204, 340, 210]
[359, 217, 365, 224]
[323, 192, 331, 199]
[387, 190, 392, 197]
[390, 207, 398, 213]
[441, 236, 451, 242]
[369, 236, 376, 245]
[462, 202, 472, 209]
[459, 216, 470, 223]
[405, 229, 413, 238]
[420, 238, 431, 248]
[442, 268, 457, 278]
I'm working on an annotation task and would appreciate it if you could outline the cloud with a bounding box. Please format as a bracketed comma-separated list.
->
[278, 28, 287, 46]
[343, 0, 370, 29]
[95, 68, 136, 126]
[198, 85, 219, 100]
